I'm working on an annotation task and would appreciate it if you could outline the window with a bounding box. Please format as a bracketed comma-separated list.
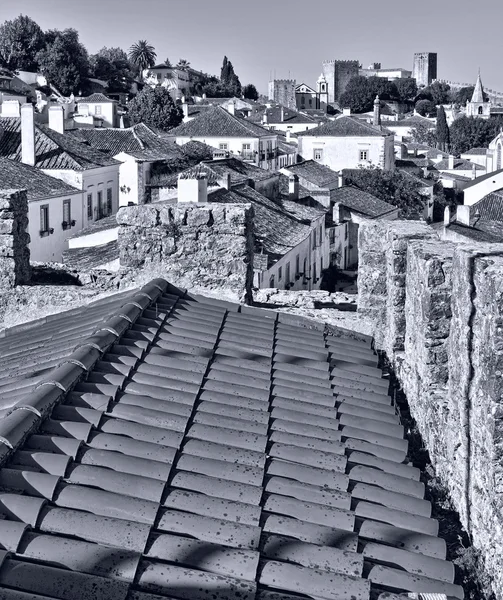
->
[62, 199, 71, 230]
[219, 143, 228, 151]
[97, 190, 104, 219]
[40, 205, 49, 236]
[359, 150, 368, 161]
[478, 106, 483, 115]
[329, 228, 335, 244]
[309, 98, 312, 106]
[313, 263, 317, 282]
[314, 149, 323, 161]
[320, 257, 323, 272]
[295, 254, 300, 275]
[269, 275, 275, 288]
[497, 143, 502, 170]
[95, 105, 102, 116]
[312, 229, 317, 249]
[107, 188, 113, 216]
[278, 266, 282, 281]
[79, 104, 89, 114]
[285, 262, 290, 284]
[319, 225, 323, 245]
[87, 193, 93, 219]
[345, 223, 348, 240]
[242, 143, 251, 151]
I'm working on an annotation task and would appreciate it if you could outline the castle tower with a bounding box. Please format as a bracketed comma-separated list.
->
[268, 79, 296, 110]
[316, 73, 329, 108]
[321, 60, 359, 104]
[466, 72, 491, 119]
[412, 52, 437, 87]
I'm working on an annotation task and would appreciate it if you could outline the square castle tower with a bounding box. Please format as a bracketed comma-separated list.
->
[268, 80, 297, 110]
[321, 60, 360, 104]
[412, 52, 437, 87]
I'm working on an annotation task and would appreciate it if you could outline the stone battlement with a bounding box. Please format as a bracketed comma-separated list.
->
[322, 59, 359, 66]
[269, 79, 296, 85]
[358, 220, 503, 599]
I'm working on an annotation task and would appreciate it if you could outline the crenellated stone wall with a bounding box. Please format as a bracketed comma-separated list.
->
[117, 203, 255, 303]
[0, 189, 30, 290]
[358, 219, 503, 598]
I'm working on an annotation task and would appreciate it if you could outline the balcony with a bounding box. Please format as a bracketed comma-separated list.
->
[241, 152, 256, 162]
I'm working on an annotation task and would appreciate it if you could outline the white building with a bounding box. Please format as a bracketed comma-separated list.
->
[75, 93, 118, 128]
[297, 115, 395, 172]
[170, 105, 279, 171]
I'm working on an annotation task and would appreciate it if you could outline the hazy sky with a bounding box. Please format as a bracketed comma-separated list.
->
[2, 0, 502, 94]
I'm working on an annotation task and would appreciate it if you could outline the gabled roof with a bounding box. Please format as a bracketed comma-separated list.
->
[462, 166, 503, 189]
[248, 106, 317, 126]
[285, 160, 340, 188]
[77, 93, 116, 103]
[169, 106, 275, 138]
[461, 147, 488, 155]
[0, 277, 463, 600]
[331, 186, 397, 218]
[297, 116, 390, 138]
[0, 157, 81, 201]
[385, 116, 435, 128]
[295, 82, 317, 93]
[0, 117, 120, 170]
[468, 189, 503, 221]
[67, 124, 182, 160]
[436, 158, 485, 171]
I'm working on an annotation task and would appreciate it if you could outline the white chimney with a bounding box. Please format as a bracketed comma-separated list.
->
[220, 173, 231, 190]
[182, 103, 189, 120]
[20, 103, 36, 166]
[456, 204, 471, 226]
[288, 174, 299, 200]
[338, 173, 344, 188]
[262, 112, 268, 125]
[342, 108, 351, 116]
[471, 164, 477, 180]
[227, 101, 235, 116]
[48, 105, 65, 134]
[448, 154, 455, 170]
[177, 174, 208, 203]
[443, 206, 451, 226]
[286, 129, 291, 143]
[280, 106, 284, 122]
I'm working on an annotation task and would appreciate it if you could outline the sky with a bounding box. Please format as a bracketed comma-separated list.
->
[2, 0, 502, 95]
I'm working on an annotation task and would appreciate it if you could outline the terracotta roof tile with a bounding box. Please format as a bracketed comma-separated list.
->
[328, 186, 397, 218]
[297, 116, 391, 138]
[0, 278, 464, 600]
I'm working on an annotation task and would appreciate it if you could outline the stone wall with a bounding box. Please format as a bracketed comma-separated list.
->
[357, 219, 503, 598]
[117, 203, 255, 303]
[0, 189, 30, 289]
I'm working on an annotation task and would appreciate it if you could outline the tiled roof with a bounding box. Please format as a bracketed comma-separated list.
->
[285, 160, 340, 188]
[385, 116, 435, 128]
[461, 147, 488, 155]
[446, 221, 502, 242]
[0, 157, 80, 201]
[77, 93, 117, 103]
[67, 124, 182, 160]
[0, 278, 464, 600]
[331, 186, 397, 218]
[297, 116, 390, 137]
[62, 240, 119, 270]
[69, 214, 118, 240]
[169, 106, 275, 138]
[149, 157, 274, 188]
[248, 106, 317, 125]
[436, 158, 484, 171]
[469, 189, 503, 221]
[0, 118, 120, 170]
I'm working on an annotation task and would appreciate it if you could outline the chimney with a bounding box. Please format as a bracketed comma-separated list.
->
[177, 174, 208, 203]
[280, 105, 284, 122]
[288, 174, 299, 200]
[443, 206, 451, 226]
[338, 173, 344, 188]
[202, 92, 207, 100]
[227, 101, 235, 116]
[48, 105, 65, 134]
[333, 202, 343, 224]
[182, 102, 189, 120]
[220, 173, 231, 190]
[448, 154, 455, 170]
[262, 111, 268, 125]
[373, 95, 381, 126]
[286, 129, 291, 143]
[456, 204, 471, 226]
[20, 103, 36, 166]
[342, 108, 351, 116]
[471, 164, 477, 180]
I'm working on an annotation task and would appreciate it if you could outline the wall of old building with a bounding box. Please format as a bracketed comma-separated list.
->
[117, 202, 255, 303]
[357, 219, 503, 599]
[0, 189, 30, 290]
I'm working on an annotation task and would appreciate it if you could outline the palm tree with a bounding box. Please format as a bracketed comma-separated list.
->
[128, 40, 157, 81]
[176, 58, 190, 71]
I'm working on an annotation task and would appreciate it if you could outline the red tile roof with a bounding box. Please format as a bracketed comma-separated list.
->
[297, 116, 391, 138]
[0, 279, 464, 600]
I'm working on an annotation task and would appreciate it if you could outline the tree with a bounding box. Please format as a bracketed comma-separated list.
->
[395, 78, 418, 103]
[128, 40, 157, 81]
[450, 116, 503, 154]
[410, 122, 437, 146]
[176, 59, 190, 70]
[90, 46, 135, 93]
[344, 166, 426, 219]
[127, 85, 183, 131]
[0, 14, 45, 71]
[164, 58, 172, 67]
[220, 56, 241, 97]
[454, 85, 489, 105]
[424, 81, 451, 105]
[436, 106, 450, 152]
[36, 29, 90, 95]
[339, 76, 398, 113]
[243, 84, 259, 101]
[415, 99, 437, 117]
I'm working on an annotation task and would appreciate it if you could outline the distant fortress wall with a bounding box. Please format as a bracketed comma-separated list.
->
[433, 79, 503, 103]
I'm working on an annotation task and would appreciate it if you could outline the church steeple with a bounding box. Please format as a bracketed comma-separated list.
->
[471, 70, 485, 103]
